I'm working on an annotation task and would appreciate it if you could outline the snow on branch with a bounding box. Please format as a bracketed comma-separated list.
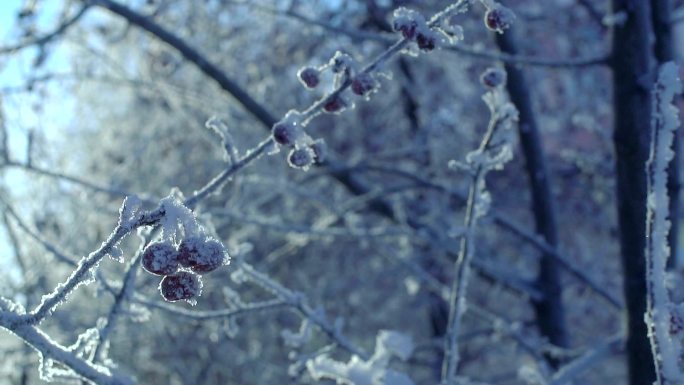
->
[306, 330, 415, 385]
[645, 61, 684, 385]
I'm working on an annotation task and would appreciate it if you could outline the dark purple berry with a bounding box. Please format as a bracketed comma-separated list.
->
[416, 31, 436, 51]
[484, 7, 515, 33]
[178, 236, 228, 274]
[392, 8, 425, 40]
[272, 121, 300, 146]
[288, 147, 315, 169]
[351, 73, 376, 96]
[297, 67, 320, 89]
[323, 95, 347, 113]
[480, 67, 506, 88]
[142, 242, 179, 276]
[159, 271, 202, 302]
[394, 20, 418, 40]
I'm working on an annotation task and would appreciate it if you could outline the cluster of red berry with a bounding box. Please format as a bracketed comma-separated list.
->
[142, 236, 228, 303]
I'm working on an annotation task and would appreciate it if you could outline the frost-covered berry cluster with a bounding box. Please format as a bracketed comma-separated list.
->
[392, 7, 468, 53]
[141, 196, 230, 304]
[296, 50, 381, 103]
[271, 110, 327, 171]
[392, 8, 440, 52]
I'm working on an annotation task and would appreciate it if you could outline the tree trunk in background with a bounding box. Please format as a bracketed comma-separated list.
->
[611, 1, 656, 384]
[494, 31, 569, 364]
[651, 0, 680, 269]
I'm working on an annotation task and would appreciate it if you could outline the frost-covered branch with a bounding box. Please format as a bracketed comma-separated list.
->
[0, 299, 132, 385]
[237, 0, 608, 68]
[441, 75, 518, 385]
[21, 199, 136, 325]
[645, 62, 684, 385]
[234, 258, 370, 359]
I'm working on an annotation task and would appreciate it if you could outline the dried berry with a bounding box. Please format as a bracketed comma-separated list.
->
[323, 95, 347, 113]
[288, 147, 315, 169]
[480, 67, 507, 88]
[178, 236, 229, 273]
[416, 30, 437, 51]
[159, 271, 202, 302]
[310, 139, 327, 164]
[142, 242, 179, 276]
[484, 5, 515, 33]
[297, 67, 320, 89]
[351, 73, 377, 96]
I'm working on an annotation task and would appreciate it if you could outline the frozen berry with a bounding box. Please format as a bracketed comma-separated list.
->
[159, 271, 202, 302]
[297, 67, 320, 89]
[309, 139, 327, 164]
[416, 31, 437, 51]
[273, 122, 298, 146]
[178, 236, 229, 273]
[323, 95, 347, 113]
[484, 6, 515, 33]
[142, 242, 179, 276]
[288, 147, 315, 169]
[480, 67, 507, 88]
[351, 73, 377, 96]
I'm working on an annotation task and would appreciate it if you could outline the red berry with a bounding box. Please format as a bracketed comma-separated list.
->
[159, 271, 202, 302]
[178, 236, 228, 273]
[297, 67, 320, 89]
[142, 242, 179, 276]
[323, 95, 347, 113]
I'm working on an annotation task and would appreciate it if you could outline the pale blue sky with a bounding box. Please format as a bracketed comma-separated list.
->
[0, 0, 76, 285]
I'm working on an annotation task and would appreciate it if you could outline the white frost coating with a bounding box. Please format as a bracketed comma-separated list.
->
[645, 61, 684, 384]
[306, 330, 414, 385]
[160, 194, 201, 240]
[119, 195, 142, 227]
[281, 318, 312, 348]
[206, 116, 239, 163]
